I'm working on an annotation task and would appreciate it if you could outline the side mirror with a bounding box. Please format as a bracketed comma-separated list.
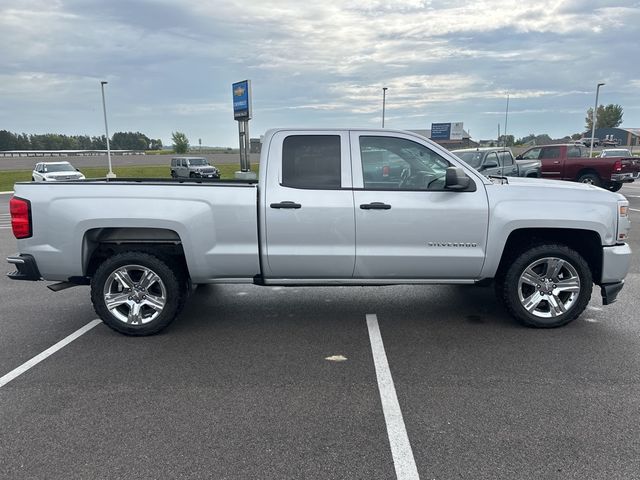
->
[482, 160, 499, 169]
[76, 168, 81, 172]
[515, 154, 523, 160]
[445, 167, 471, 191]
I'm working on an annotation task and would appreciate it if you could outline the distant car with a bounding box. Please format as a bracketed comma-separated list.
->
[32, 162, 85, 182]
[451, 147, 541, 178]
[170, 157, 220, 179]
[600, 149, 633, 158]
[580, 137, 600, 147]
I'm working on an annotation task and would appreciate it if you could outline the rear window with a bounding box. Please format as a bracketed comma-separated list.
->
[282, 135, 341, 189]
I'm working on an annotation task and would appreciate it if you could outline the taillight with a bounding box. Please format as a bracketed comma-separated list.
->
[614, 159, 622, 172]
[10, 197, 32, 239]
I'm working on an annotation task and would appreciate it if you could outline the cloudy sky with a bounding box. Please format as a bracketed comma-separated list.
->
[1, 0, 639, 146]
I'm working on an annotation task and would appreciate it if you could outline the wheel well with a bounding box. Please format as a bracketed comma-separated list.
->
[83, 228, 189, 282]
[496, 228, 603, 284]
[576, 168, 600, 180]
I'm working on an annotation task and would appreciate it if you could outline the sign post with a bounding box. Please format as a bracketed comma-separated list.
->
[232, 80, 256, 179]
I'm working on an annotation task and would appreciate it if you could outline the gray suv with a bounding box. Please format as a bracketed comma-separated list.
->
[170, 157, 220, 179]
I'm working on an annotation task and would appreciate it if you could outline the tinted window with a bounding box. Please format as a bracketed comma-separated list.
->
[282, 135, 341, 189]
[567, 147, 582, 158]
[360, 136, 451, 191]
[484, 152, 499, 167]
[522, 148, 541, 160]
[541, 146, 561, 159]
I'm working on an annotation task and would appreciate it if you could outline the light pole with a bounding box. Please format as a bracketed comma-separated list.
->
[504, 93, 510, 147]
[382, 87, 388, 128]
[100, 81, 116, 179]
[589, 82, 605, 158]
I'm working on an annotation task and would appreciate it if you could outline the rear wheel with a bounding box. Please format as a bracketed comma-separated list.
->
[608, 182, 623, 192]
[577, 173, 601, 187]
[498, 244, 592, 328]
[91, 252, 184, 336]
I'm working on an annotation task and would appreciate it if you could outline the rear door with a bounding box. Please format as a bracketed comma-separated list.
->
[263, 131, 355, 279]
[350, 131, 489, 280]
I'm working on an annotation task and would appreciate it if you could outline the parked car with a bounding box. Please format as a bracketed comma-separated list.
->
[32, 162, 85, 182]
[600, 148, 633, 158]
[516, 144, 640, 191]
[7, 128, 631, 335]
[451, 147, 541, 178]
[580, 137, 600, 147]
[170, 157, 220, 179]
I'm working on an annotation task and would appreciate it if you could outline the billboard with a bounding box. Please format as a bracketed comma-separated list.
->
[430, 123, 451, 140]
[232, 80, 252, 120]
[430, 122, 464, 141]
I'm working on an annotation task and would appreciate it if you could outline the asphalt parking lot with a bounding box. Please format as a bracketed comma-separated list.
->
[1, 186, 639, 479]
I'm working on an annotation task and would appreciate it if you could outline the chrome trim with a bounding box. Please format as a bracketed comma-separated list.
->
[6, 257, 25, 265]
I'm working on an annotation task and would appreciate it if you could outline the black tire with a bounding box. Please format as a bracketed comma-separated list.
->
[170, 170, 176, 178]
[608, 182, 623, 192]
[91, 251, 184, 336]
[498, 243, 592, 328]
[31, 177, 35, 181]
[189, 172, 196, 178]
[577, 173, 601, 187]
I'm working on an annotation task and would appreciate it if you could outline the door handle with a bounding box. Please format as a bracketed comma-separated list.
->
[270, 201, 302, 209]
[360, 202, 391, 210]
[553, 161, 560, 164]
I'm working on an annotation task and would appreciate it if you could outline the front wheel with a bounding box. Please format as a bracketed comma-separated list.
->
[91, 252, 184, 336]
[497, 244, 593, 328]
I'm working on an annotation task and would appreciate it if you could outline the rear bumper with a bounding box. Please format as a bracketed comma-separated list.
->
[611, 173, 638, 183]
[6, 254, 41, 281]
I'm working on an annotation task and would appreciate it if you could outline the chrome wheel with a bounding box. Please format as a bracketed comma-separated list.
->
[103, 264, 167, 325]
[517, 257, 580, 319]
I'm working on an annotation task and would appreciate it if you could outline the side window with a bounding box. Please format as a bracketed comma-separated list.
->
[499, 151, 513, 166]
[359, 136, 451, 191]
[181, 159, 187, 167]
[541, 146, 561, 159]
[567, 147, 582, 158]
[282, 135, 341, 189]
[484, 152, 500, 167]
[522, 148, 541, 160]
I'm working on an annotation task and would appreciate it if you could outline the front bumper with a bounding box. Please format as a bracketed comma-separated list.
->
[6, 254, 41, 281]
[599, 243, 631, 305]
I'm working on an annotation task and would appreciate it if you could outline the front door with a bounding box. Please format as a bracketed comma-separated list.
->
[350, 132, 489, 279]
[263, 131, 355, 279]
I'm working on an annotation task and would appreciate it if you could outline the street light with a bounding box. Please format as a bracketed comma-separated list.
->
[382, 87, 388, 128]
[100, 81, 116, 179]
[589, 82, 605, 159]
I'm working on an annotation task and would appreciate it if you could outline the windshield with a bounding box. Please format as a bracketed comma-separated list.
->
[45, 163, 75, 172]
[188, 158, 209, 166]
[452, 151, 484, 168]
[601, 149, 631, 157]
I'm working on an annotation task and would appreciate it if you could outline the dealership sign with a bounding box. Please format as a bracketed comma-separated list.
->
[232, 80, 252, 120]
[431, 122, 464, 140]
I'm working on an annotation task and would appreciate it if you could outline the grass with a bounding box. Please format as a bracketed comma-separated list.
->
[0, 164, 258, 192]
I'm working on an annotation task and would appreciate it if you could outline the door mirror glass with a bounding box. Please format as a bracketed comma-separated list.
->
[482, 160, 499, 169]
[445, 167, 471, 190]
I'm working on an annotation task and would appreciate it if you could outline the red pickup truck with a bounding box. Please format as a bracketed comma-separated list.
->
[516, 144, 640, 191]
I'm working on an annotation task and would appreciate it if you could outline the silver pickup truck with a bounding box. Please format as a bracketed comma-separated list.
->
[7, 129, 632, 335]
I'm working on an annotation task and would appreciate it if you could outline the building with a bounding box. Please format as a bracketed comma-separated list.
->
[593, 127, 640, 146]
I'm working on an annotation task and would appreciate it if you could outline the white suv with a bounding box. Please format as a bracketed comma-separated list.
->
[32, 162, 86, 182]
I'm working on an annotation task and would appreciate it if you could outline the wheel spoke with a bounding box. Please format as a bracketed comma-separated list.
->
[114, 269, 135, 289]
[105, 292, 130, 310]
[545, 258, 565, 281]
[127, 302, 143, 324]
[139, 269, 160, 290]
[547, 294, 567, 317]
[555, 277, 580, 293]
[523, 291, 544, 313]
[142, 294, 165, 312]
[520, 268, 541, 287]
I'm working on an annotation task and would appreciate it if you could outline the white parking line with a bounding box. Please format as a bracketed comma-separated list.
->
[366, 314, 420, 480]
[0, 319, 102, 388]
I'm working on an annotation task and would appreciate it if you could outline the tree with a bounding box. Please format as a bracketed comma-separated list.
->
[172, 131, 189, 154]
[585, 104, 624, 131]
[498, 135, 514, 147]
